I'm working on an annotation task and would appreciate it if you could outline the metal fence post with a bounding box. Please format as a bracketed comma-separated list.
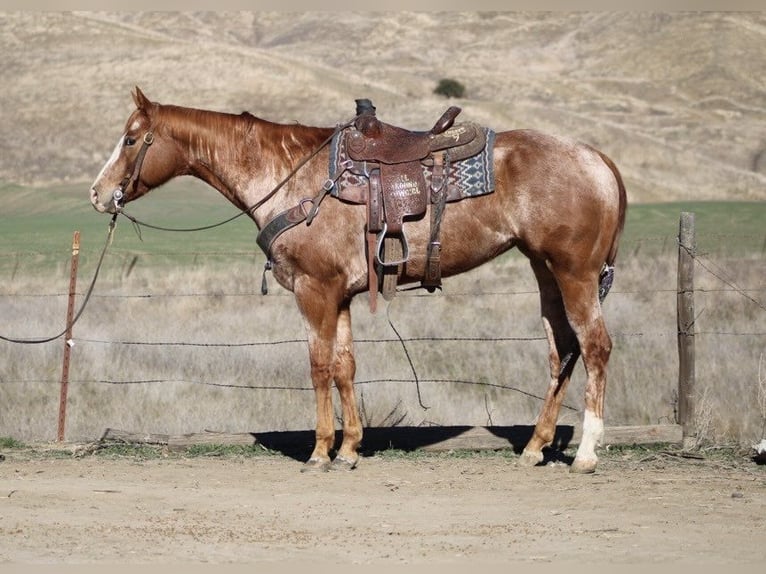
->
[58, 231, 80, 442]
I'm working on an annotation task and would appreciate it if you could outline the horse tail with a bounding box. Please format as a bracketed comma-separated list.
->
[596, 151, 627, 302]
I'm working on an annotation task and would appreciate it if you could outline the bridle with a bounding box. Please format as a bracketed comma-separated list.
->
[113, 131, 154, 211]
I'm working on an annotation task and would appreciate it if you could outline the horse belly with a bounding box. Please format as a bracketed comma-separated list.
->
[398, 197, 517, 283]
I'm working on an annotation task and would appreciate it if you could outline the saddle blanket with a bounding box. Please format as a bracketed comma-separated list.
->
[329, 127, 496, 200]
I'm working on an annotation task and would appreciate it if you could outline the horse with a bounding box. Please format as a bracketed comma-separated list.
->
[90, 88, 627, 474]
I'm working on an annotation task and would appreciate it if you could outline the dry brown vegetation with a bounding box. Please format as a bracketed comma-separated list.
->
[2, 239, 764, 448]
[1, 12, 765, 202]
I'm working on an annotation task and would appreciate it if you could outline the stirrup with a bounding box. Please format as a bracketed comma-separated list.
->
[374, 222, 410, 267]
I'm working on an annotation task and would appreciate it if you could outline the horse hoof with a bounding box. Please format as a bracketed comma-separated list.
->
[518, 449, 544, 467]
[330, 454, 358, 471]
[301, 457, 331, 473]
[570, 458, 598, 474]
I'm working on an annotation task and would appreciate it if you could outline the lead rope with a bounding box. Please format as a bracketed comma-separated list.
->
[0, 214, 118, 344]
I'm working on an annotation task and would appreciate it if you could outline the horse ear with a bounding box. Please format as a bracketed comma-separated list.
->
[132, 87, 151, 110]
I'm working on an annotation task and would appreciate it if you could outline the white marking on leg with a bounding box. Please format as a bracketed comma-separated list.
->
[576, 409, 604, 461]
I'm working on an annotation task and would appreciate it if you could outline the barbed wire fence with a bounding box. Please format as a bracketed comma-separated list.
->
[1, 224, 764, 444]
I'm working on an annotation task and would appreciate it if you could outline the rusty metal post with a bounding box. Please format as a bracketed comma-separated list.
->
[58, 231, 80, 442]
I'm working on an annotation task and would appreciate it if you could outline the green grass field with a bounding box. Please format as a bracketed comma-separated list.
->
[2, 179, 764, 265]
[1, 179, 255, 261]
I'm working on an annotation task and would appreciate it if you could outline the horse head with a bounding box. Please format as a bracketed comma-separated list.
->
[90, 87, 181, 213]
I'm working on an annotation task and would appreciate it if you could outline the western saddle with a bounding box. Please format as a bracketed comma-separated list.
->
[257, 99, 493, 312]
[337, 99, 490, 311]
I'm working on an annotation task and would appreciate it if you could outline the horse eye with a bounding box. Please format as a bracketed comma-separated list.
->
[124, 136, 136, 147]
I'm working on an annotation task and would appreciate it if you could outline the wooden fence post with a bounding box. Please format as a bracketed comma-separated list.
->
[58, 231, 80, 442]
[677, 213, 696, 446]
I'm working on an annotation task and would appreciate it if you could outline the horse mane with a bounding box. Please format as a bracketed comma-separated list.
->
[154, 104, 334, 170]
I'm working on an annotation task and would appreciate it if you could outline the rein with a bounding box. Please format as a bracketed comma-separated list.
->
[118, 118, 357, 236]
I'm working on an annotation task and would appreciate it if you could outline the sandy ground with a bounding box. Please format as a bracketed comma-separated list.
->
[1, 447, 764, 567]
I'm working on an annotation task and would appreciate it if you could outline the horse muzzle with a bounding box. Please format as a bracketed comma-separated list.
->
[90, 186, 122, 214]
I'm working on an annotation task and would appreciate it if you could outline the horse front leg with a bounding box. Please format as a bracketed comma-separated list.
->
[331, 302, 363, 470]
[295, 281, 342, 472]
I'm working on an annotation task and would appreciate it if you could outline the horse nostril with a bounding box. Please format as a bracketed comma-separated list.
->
[90, 187, 107, 212]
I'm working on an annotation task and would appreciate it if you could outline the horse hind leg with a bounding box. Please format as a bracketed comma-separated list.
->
[558, 267, 613, 474]
[519, 259, 581, 468]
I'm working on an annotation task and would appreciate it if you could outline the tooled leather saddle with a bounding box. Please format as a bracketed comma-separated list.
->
[331, 99, 495, 311]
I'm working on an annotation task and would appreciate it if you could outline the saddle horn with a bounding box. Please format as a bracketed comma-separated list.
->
[355, 98, 376, 116]
[430, 106, 462, 135]
[354, 98, 379, 135]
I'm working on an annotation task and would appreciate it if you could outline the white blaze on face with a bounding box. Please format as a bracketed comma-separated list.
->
[92, 134, 126, 192]
[92, 120, 142, 192]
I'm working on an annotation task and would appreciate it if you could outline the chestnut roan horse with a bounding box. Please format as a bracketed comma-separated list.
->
[91, 88, 626, 474]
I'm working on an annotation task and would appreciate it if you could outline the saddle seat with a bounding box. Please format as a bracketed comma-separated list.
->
[346, 99, 481, 165]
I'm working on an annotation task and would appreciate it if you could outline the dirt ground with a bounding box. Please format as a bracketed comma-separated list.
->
[1, 446, 764, 567]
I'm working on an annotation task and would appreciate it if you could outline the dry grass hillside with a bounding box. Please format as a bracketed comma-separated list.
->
[1, 11, 765, 203]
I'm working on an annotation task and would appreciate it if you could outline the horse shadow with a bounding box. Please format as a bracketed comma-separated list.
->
[253, 425, 576, 466]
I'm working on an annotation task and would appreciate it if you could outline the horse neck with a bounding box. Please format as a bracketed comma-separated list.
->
[159, 105, 334, 222]
[159, 106, 255, 208]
